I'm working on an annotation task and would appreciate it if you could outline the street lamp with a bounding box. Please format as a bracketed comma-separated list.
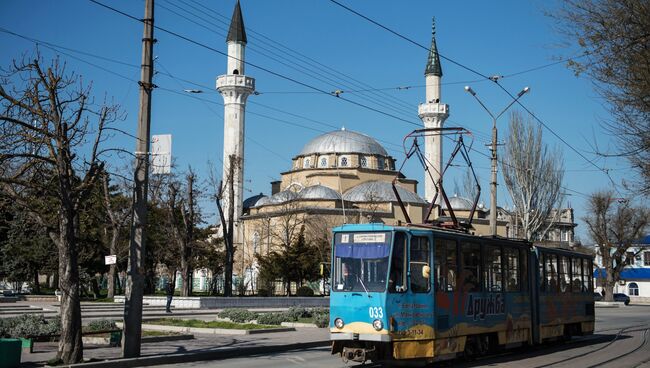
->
[464, 85, 530, 236]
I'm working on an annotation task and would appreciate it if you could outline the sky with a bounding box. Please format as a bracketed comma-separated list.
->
[0, 0, 634, 242]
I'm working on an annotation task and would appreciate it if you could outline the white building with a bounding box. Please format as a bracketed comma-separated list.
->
[594, 235, 650, 303]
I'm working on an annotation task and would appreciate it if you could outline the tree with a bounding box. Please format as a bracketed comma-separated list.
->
[0, 55, 120, 364]
[552, 0, 650, 194]
[101, 172, 131, 298]
[584, 190, 648, 302]
[500, 111, 565, 241]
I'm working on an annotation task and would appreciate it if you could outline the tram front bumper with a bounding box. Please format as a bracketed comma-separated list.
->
[330, 332, 392, 342]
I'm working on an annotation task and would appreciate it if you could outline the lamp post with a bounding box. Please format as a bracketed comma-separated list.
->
[464, 85, 530, 236]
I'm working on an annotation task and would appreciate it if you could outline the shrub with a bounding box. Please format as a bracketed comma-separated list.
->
[296, 286, 315, 297]
[5, 314, 61, 338]
[217, 308, 259, 323]
[255, 312, 287, 326]
[311, 308, 329, 328]
[86, 319, 118, 332]
[285, 306, 309, 321]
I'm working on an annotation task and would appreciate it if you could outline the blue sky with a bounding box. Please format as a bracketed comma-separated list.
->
[0, 0, 632, 241]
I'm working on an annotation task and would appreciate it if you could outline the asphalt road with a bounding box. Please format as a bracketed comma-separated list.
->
[156, 305, 650, 368]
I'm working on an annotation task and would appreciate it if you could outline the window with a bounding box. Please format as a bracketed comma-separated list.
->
[645, 252, 650, 266]
[410, 236, 430, 293]
[434, 238, 457, 292]
[303, 158, 311, 169]
[559, 255, 570, 293]
[332, 232, 391, 293]
[253, 232, 260, 254]
[389, 232, 407, 293]
[319, 156, 328, 168]
[561, 230, 570, 242]
[629, 282, 639, 296]
[360, 156, 368, 168]
[484, 245, 503, 292]
[461, 241, 481, 292]
[582, 258, 593, 292]
[571, 257, 582, 293]
[339, 156, 349, 167]
[520, 248, 528, 292]
[626, 252, 635, 265]
[377, 157, 384, 170]
[505, 247, 520, 292]
[545, 254, 558, 293]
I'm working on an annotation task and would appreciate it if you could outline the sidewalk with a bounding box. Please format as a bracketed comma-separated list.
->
[20, 327, 331, 368]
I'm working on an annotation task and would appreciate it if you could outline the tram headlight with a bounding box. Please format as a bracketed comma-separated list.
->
[334, 318, 345, 329]
[372, 319, 383, 331]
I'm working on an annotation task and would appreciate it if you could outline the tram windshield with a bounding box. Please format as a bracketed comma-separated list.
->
[332, 232, 392, 292]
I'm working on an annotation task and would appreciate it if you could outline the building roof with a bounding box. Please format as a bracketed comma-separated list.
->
[424, 18, 442, 77]
[299, 185, 342, 200]
[343, 181, 426, 204]
[243, 193, 266, 209]
[298, 129, 388, 157]
[226, 0, 247, 44]
[440, 194, 476, 211]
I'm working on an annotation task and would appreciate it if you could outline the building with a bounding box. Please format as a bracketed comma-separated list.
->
[594, 235, 650, 303]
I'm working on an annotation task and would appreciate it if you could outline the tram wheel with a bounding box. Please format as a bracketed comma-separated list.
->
[464, 335, 490, 359]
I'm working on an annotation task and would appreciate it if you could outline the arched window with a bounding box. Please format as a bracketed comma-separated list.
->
[629, 282, 639, 296]
[339, 156, 349, 167]
[303, 158, 311, 169]
[319, 156, 328, 168]
[233, 69, 239, 75]
[360, 156, 368, 168]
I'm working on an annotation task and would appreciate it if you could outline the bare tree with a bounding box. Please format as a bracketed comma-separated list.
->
[101, 171, 131, 298]
[585, 190, 649, 301]
[551, 0, 650, 195]
[0, 56, 120, 364]
[501, 111, 565, 241]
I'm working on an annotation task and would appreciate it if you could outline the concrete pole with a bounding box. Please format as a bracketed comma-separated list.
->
[122, 0, 154, 358]
[490, 117, 497, 237]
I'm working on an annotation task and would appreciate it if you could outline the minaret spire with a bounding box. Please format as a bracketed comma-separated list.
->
[418, 17, 449, 209]
[425, 18, 442, 77]
[227, 0, 247, 44]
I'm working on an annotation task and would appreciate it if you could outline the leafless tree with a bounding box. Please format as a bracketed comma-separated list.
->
[0, 55, 121, 364]
[501, 111, 565, 241]
[584, 190, 649, 301]
[551, 0, 650, 195]
[101, 172, 131, 298]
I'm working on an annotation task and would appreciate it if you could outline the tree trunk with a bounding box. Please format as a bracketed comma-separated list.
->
[33, 270, 41, 294]
[55, 212, 83, 364]
[603, 251, 615, 302]
[180, 241, 191, 297]
[107, 230, 118, 298]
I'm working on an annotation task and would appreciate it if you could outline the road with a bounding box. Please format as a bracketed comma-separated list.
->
[156, 305, 650, 368]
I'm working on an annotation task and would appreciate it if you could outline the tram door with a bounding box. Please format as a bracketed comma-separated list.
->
[529, 248, 541, 344]
[432, 237, 459, 334]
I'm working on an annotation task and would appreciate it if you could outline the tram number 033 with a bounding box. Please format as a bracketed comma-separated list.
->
[369, 307, 383, 319]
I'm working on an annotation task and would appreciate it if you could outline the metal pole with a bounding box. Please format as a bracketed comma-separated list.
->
[122, 0, 154, 358]
[490, 116, 498, 236]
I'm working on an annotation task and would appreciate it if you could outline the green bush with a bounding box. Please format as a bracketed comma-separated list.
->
[310, 308, 329, 328]
[86, 319, 118, 332]
[1, 314, 61, 338]
[285, 306, 309, 321]
[256, 312, 287, 326]
[217, 308, 259, 323]
[296, 286, 315, 297]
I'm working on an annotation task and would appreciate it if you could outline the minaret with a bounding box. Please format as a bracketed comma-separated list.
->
[418, 18, 449, 203]
[216, 0, 255, 237]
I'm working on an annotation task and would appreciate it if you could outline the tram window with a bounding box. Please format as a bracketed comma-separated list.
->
[410, 236, 430, 293]
[572, 257, 583, 293]
[434, 239, 457, 292]
[559, 255, 571, 293]
[545, 254, 558, 293]
[505, 247, 520, 292]
[461, 241, 481, 292]
[583, 258, 593, 292]
[389, 232, 407, 293]
[520, 248, 528, 292]
[539, 253, 546, 292]
[484, 245, 503, 292]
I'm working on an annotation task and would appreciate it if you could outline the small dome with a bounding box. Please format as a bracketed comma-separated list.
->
[268, 189, 298, 204]
[299, 185, 342, 200]
[298, 129, 388, 156]
[243, 193, 266, 209]
[343, 181, 425, 204]
[441, 194, 475, 211]
[254, 196, 272, 206]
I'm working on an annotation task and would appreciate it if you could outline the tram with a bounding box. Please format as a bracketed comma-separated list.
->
[328, 129, 594, 363]
[329, 224, 595, 363]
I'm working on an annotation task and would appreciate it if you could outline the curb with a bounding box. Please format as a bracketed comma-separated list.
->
[116, 322, 294, 336]
[62, 340, 331, 368]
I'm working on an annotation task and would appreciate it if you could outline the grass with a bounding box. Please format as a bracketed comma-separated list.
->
[147, 318, 278, 330]
[296, 317, 316, 324]
[143, 330, 180, 337]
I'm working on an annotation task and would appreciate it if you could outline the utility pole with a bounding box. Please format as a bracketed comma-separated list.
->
[123, 0, 154, 358]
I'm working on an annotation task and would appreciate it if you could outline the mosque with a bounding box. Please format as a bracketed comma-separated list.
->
[214, 1, 575, 292]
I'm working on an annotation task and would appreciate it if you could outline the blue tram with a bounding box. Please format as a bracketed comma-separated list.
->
[329, 223, 594, 363]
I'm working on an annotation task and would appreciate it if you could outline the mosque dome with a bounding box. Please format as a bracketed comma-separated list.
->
[298, 129, 388, 156]
[243, 193, 267, 209]
[268, 189, 298, 204]
[440, 194, 475, 211]
[343, 181, 425, 204]
[299, 185, 342, 200]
